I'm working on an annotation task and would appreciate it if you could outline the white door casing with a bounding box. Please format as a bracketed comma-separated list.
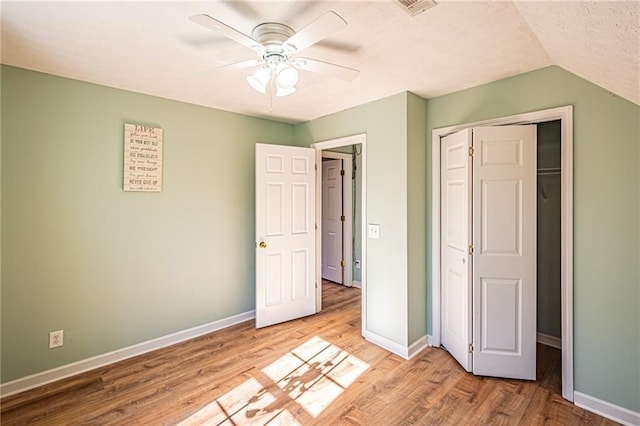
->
[472, 125, 537, 380]
[255, 143, 316, 328]
[322, 159, 344, 283]
[440, 129, 473, 372]
[312, 134, 366, 327]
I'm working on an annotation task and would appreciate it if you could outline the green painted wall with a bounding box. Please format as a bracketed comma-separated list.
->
[1, 66, 294, 382]
[294, 93, 411, 346]
[426, 66, 640, 412]
[406, 93, 427, 344]
[3, 62, 637, 414]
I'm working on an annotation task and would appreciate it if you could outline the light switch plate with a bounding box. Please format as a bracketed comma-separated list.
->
[368, 224, 380, 239]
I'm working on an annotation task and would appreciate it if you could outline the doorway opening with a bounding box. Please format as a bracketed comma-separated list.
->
[431, 106, 574, 401]
[536, 120, 562, 352]
[312, 134, 367, 335]
[320, 151, 353, 287]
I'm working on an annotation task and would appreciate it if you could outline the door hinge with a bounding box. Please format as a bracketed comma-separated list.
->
[469, 146, 474, 157]
[340, 169, 345, 176]
[341, 259, 346, 267]
[315, 163, 318, 171]
[469, 244, 474, 255]
[341, 215, 346, 222]
[315, 282, 318, 289]
[315, 223, 318, 230]
[469, 343, 474, 353]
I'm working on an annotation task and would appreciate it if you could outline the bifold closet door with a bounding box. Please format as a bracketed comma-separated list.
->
[471, 125, 537, 380]
[440, 125, 537, 380]
[440, 128, 473, 372]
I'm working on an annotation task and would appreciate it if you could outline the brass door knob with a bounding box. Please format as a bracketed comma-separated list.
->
[259, 241, 267, 249]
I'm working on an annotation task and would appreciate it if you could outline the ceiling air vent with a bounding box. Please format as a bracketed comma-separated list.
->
[396, 0, 437, 16]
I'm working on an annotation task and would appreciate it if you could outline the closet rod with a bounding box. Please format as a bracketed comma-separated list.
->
[537, 167, 561, 175]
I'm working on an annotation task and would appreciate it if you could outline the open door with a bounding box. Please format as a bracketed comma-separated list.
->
[321, 158, 344, 284]
[440, 125, 537, 380]
[255, 143, 316, 328]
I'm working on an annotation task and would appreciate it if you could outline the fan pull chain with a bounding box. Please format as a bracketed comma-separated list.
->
[269, 68, 275, 112]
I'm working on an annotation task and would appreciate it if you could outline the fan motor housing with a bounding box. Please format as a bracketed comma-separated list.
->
[252, 23, 295, 55]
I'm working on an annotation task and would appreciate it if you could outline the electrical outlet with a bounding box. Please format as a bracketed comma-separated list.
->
[49, 330, 63, 349]
[355, 260, 361, 268]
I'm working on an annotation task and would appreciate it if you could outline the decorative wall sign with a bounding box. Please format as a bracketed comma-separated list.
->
[123, 123, 163, 192]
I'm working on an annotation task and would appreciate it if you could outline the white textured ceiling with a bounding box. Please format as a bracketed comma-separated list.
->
[1, 1, 638, 123]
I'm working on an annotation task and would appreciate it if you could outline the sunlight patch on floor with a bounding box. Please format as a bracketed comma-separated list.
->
[177, 336, 369, 425]
[265, 336, 369, 418]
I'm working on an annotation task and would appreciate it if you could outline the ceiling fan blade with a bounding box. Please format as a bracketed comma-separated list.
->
[189, 14, 265, 55]
[283, 11, 347, 54]
[215, 59, 264, 71]
[293, 58, 359, 81]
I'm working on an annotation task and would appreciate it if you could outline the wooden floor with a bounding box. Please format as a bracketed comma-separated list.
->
[1, 282, 617, 425]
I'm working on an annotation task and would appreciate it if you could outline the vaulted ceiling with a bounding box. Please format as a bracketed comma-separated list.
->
[2, 1, 638, 123]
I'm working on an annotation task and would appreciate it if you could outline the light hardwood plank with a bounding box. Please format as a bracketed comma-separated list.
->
[0, 282, 618, 425]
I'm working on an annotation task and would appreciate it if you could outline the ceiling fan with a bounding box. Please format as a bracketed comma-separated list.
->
[189, 11, 359, 97]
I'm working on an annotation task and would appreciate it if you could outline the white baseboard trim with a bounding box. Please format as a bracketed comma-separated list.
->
[574, 391, 640, 426]
[352, 280, 362, 289]
[427, 334, 437, 347]
[537, 332, 562, 349]
[364, 332, 429, 360]
[408, 335, 429, 359]
[0, 310, 256, 398]
[364, 330, 409, 359]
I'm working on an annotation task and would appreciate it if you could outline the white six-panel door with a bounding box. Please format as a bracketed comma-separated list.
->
[255, 144, 316, 328]
[472, 125, 537, 380]
[440, 125, 537, 380]
[321, 159, 344, 284]
[440, 129, 473, 372]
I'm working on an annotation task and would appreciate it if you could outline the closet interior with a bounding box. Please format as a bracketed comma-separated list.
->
[536, 120, 562, 348]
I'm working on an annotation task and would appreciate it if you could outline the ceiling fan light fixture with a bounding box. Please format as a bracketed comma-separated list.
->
[247, 67, 270, 94]
[275, 63, 299, 89]
[276, 86, 296, 97]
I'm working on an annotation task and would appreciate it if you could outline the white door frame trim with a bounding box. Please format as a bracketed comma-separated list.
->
[430, 106, 574, 401]
[312, 134, 367, 335]
[321, 151, 354, 287]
